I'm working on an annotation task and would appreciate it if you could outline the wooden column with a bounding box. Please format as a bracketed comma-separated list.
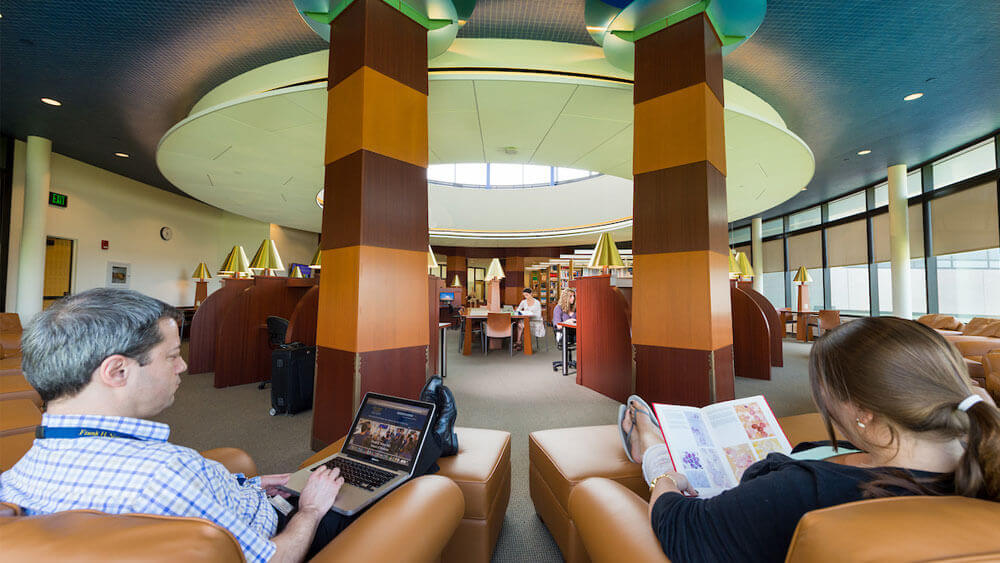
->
[503, 256, 524, 305]
[631, 14, 734, 407]
[312, 0, 430, 449]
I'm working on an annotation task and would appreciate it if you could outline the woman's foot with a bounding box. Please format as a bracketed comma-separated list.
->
[620, 398, 663, 463]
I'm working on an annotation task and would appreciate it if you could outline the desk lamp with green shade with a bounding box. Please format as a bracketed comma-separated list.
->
[218, 245, 252, 279]
[249, 239, 284, 277]
[485, 258, 505, 312]
[588, 232, 625, 274]
[793, 266, 813, 311]
[729, 250, 741, 282]
[191, 262, 211, 307]
[736, 251, 754, 286]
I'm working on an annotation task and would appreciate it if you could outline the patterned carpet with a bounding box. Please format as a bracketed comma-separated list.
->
[159, 334, 815, 561]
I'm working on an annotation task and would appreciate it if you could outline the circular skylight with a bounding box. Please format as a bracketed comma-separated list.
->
[428, 163, 600, 189]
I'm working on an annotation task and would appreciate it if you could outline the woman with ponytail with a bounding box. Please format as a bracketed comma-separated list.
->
[620, 317, 1000, 562]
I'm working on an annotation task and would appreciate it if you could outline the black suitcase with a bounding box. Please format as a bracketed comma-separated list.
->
[270, 344, 315, 416]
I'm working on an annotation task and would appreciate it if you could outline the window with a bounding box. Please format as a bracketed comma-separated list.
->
[829, 264, 870, 315]
[827, 192, 866, 221]
[761, 239, 785, 308]
[428, 163, 599, 188]
[827, 219, 870, 315]
[872, 205, 927, 315]
[787, 207, 821, 231]
[762, 273, 785, 309]
[787, 231, 823, 309]
[876, 260, 927, 316]
[873, 170, 923, 208]
[936, 248, 1000, 320]
[933, 138, 996, 189]
[762, 218, 783, 238]
[729, 227, 750, 245]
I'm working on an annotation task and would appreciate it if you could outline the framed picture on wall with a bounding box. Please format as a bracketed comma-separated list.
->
[106, 261, 131, 288]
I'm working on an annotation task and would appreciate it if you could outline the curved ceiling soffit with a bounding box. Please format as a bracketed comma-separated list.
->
[292, 0, 475, 59]
[585, 0, 767, 72]
[156, 39, 812, 243]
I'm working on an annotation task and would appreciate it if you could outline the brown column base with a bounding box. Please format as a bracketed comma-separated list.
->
[634, 344, 734, 406]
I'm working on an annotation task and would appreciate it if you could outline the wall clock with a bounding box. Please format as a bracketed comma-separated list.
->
[160, 226, 173, 241]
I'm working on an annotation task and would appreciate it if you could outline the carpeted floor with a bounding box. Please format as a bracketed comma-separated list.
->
[158, 333, 815, 562]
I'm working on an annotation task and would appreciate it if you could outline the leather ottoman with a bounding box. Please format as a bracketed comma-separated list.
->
[302, 426, 511, 563]
[529, 414, 833, 563]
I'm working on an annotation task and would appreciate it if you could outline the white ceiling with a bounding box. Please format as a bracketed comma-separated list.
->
[157, 42, 814, 247]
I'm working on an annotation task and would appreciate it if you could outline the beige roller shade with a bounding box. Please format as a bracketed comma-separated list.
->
[787, 231, 822, 270]
[763, 239, 784, 273]
[873, 204, 925, 261]
[826, 220, 868, 267]
[930, 182, 999, 256]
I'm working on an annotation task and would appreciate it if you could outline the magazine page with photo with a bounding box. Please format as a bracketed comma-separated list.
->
[652, 395, 792, 498]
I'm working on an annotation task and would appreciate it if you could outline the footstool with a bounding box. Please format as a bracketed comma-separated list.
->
[529, 413, 832, 563]
[302, 426, 511, 563]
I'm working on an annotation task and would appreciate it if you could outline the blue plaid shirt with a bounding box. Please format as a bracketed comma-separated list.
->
[0, 414, 277, 562]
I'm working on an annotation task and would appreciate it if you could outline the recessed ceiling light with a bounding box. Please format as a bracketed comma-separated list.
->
[40, 97, 61, 106]
[114, 152, 129, 158]
[316, 189, 324, 208]
[903, 92, 923, 101]
[857, 149, 872, 155]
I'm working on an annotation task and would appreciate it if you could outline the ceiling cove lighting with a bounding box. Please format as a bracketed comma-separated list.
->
[857, 149, 872, 155]
[40, 97, 62, 106]
[903, 92, 924, 101]
[114, 152, 129, 158]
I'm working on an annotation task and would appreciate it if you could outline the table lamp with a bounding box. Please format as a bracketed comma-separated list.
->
[191, 262, 211, 307]
[452, 274, 461, 287]
[728, 250, 741, 281]
[793, 266, 813, 311]
[485, 258, 505, 312]
[289, 265, 305, 278]
[249, 238, 284, 277]
[428, 245, 439, 274]
[736, 252, 754, 286]
[218, 245, 251, 279]
[588, 232, 625, 274]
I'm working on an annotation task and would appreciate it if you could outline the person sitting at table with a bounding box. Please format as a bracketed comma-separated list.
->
[618, 317, 1000, 562]
[514, 287, 544, 350]
[553, 288, 576, 347]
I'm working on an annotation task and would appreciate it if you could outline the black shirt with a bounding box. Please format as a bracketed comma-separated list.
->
[650, 451, 941, 563]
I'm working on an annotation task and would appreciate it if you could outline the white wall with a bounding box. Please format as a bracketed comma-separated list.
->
[5, 140, 320, 308]
[269, 223, 318, 273]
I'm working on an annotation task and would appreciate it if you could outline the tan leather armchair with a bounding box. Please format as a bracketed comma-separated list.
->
[569, 478, 1000, 563]
[0, 448, 465, 562]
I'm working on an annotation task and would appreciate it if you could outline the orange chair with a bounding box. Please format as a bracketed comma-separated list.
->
[807, 310, 841, 341]
[483, 312, 513, 356]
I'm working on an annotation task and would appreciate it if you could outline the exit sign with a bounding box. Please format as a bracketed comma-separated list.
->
[49, 192, 68, 208]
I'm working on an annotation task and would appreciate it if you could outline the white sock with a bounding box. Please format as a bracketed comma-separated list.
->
[641, 444, 673, 484]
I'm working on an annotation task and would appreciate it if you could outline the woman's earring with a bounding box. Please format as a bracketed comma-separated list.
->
[856, 418, 866, 429]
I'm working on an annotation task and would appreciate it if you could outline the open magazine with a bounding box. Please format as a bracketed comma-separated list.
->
[652, 395, 791, 498]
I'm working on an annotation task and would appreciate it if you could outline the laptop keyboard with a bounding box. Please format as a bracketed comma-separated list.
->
[317, 457, 396, 490]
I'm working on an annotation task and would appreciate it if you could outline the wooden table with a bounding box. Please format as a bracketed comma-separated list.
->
[785, 310, 818, 341]
[438, 322, 450, 378]
[461, 311, 536, 356]
[557, 319, 577, 376]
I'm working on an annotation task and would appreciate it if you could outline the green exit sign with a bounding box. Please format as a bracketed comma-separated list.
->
[49, 192, 68, 207]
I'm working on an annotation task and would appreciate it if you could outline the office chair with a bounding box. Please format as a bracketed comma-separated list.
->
[552, 323, 576, 373]
[261, 316, 290, 389]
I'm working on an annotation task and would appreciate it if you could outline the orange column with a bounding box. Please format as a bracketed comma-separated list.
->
[312, 0, 430, 449]
[503, 256, 525, 305]
[631, 14, 734, 406]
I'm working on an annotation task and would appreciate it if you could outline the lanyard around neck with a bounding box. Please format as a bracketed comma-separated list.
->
[35, 426, 143, 440]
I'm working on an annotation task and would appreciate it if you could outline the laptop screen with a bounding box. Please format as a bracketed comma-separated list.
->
[342, 395, 433, 471]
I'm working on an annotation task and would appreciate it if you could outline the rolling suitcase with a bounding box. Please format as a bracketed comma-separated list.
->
[270, 344, 315, 416]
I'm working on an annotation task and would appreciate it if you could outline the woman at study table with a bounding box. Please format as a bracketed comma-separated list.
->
[552, 289, 576, 346]
[619, 317, 1000, 562]
[514, 288, 544, 351]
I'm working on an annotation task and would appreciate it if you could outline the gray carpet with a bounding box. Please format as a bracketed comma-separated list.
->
[157, 334, 815, 562]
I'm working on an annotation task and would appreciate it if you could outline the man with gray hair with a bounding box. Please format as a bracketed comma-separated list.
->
[1, 288, 344, 563]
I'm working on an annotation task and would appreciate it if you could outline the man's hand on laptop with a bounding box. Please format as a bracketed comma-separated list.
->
[298, 466, 345, 516]
[260, 473, 292, 498]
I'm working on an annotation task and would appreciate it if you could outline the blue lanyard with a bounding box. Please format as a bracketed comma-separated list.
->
[35, 426, 143, 440]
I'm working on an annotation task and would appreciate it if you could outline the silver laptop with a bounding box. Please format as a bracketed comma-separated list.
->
[284, 393, 436, 516]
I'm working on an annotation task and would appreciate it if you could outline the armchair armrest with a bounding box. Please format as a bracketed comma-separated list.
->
[200, 447, 259, 478]
[952, 338, 1000, 359]
[312, 475, 464, 563]
[568, 478, 669, 563]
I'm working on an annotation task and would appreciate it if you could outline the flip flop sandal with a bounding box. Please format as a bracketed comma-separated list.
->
[618, 403, 638, 463]
[627, 394, 660, 430]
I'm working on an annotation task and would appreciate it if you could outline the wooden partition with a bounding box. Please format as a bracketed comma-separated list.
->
[731, 285, 774, 380]
[573, 275, 632, 403]
[741, 286, 782, 367]
[188, 277, 317, 388]
[428, 275, 445, 378]
[286, 285, 320, 346]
